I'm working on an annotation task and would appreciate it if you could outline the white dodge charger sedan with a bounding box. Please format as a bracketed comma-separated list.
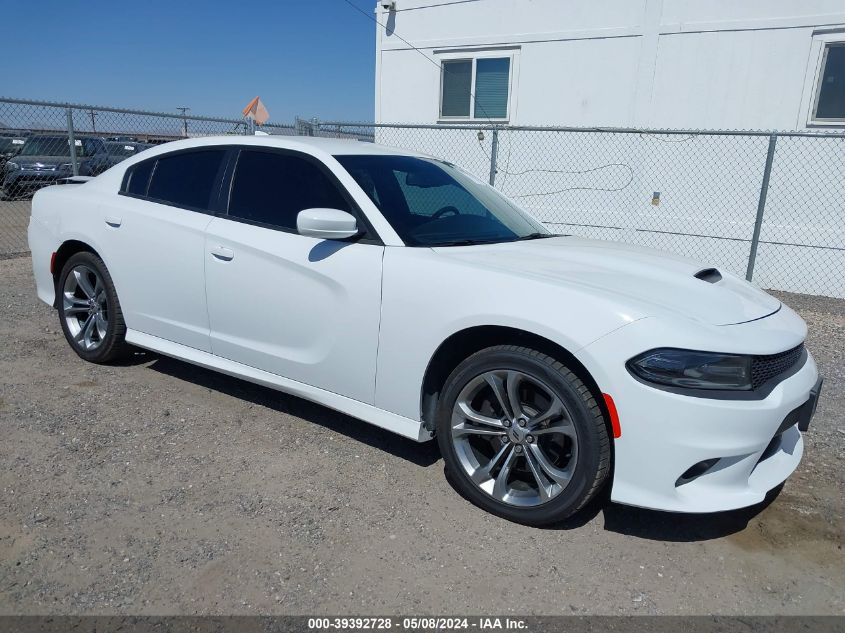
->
[28, 136, 822, 525]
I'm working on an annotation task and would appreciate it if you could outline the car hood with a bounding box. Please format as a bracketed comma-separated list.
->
[12, 155, 77, 168]
[431, 236, 780, 326]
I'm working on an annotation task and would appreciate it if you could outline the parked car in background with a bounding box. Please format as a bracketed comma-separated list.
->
[1, 134, 110, 199]
[27, 136, 822, 525]
[103, 141, 153, 170]
[0, 133, 28, 170]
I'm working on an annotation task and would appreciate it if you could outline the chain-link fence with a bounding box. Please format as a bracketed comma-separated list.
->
[2, 97, 843, 298]
[0, 98, 295, 257]
[317, 121, 845, 299]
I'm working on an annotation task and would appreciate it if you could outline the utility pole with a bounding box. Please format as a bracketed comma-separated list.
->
[176, 107, 190, 138]
[88, 109, 97, 133]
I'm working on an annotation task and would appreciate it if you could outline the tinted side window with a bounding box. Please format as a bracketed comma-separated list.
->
[228, 150, 352, 230]
[124, 160, 154, 196]
[147, 149, 226, 210]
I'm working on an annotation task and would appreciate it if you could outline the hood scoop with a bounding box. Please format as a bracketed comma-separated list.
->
[694, 267, 723, 284]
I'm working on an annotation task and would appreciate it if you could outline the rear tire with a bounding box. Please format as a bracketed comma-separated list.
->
[57, 251, 130, 363]
[436, 345, 611, 526]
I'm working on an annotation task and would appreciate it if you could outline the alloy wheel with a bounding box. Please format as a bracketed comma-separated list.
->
[450, 369, 579, 507]
[62, 264, 109, 351]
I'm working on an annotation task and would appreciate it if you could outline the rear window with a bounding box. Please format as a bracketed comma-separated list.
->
[124, 159, 154, 196]
[146, 150, 226, 211]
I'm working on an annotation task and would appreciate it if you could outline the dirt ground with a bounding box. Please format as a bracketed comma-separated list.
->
[0, 255, 842, 615]
[0, 200, 31, 257]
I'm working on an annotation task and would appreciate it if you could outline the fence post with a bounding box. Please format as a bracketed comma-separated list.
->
[488, 127, 499, 186]
[295, 116, 314, 136]
[746, 134, 777, 282]
[65, 108, 79, 177]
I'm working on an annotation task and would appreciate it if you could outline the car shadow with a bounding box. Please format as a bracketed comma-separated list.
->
[143, 353, 441, 468]
[109, 348, 160, 367]
[596, 484, 782, 542]
[130, 351, 780, 540]
[308, 240, 354, 262]
[444, 463, 782, 540]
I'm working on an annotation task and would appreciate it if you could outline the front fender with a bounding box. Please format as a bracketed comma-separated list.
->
[374, 246, 643, 421]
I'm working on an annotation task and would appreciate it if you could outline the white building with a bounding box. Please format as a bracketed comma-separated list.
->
[370, 1, 845, 298]
[374, 0, 845, 130]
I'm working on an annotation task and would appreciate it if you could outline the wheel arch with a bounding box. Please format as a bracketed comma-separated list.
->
[51, 240, 103, 307]
[420, 325, 611, 440]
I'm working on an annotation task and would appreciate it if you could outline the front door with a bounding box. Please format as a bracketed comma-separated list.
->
[203, 148, 384, 404]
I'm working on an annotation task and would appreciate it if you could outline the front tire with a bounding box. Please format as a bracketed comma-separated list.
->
[436, 345, 611, 526]
[57, 251, 130, 363]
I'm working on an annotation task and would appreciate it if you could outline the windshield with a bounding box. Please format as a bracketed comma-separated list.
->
[335, 154, 550, 246]
[0, 138, 25, 154]
[19, 136, 98, 157]
[106, 142, 145, 157]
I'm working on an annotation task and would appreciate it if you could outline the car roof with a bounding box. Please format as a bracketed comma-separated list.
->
[137, 134, 424, 158]
[28, 133, 103, 140]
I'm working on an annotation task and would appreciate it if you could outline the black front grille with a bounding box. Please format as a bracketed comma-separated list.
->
[751, 344, 805, 389]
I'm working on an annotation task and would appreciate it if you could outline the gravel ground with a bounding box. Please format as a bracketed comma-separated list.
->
[0, 200, 31, 257]
[0, 255, 842, 616]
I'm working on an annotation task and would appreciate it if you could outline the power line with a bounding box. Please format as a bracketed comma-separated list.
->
[340, 0, 442, 74]
[338, 0, 498, 124]
[510, 163, 635, 198]
[338, 0, 634, 198]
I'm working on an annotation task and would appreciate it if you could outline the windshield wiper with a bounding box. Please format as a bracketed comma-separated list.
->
[436, 239, 488, 247]
[433, 238, 504, 247]
[514, 232, 555, 242]
[433, 234, 555, 247]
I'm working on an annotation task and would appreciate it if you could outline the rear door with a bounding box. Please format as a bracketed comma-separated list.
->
[203, 147, 384, 404]
[104, 148, 227, 351]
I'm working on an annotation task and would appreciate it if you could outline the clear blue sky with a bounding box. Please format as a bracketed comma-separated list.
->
[0, 0, 378, 122]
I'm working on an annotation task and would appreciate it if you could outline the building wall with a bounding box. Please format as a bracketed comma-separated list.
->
[375, 0, 845, 130]
[372, 1, 845, 297]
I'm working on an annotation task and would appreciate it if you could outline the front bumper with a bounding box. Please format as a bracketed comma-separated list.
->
[581, 307, 819, 513]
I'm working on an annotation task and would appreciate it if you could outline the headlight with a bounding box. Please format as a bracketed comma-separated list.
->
[6, 161, 19, 171]
[627, 348, 752, 391]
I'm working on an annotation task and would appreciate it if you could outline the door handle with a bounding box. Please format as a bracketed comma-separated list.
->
[105, 216, 122, 228]
[210, 245, 234, 262]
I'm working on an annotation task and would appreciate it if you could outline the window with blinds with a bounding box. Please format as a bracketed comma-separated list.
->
[474, 58, 510, 119]
[441, 60, 472, 117]
[440, 56, 511, 120]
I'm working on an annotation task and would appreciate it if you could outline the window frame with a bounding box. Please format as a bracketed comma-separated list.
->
[118, 146, 229, 214]
[810, 41, 845, 124]
[804, 32, 845, 128]
[437, 48, 518, 123]
[219, 146, 383, 245]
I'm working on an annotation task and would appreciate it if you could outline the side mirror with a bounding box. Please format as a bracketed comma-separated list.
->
[297, 208, 359, 240]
